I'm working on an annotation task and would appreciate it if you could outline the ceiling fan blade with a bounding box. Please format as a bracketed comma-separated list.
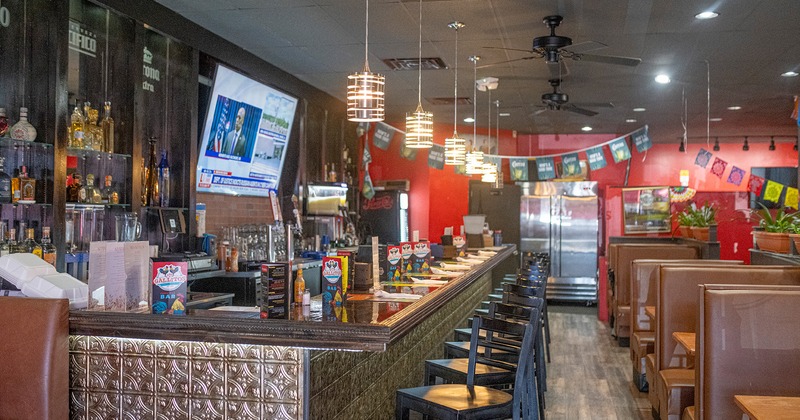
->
[530, 108, 549, 116]
[562, 40, 608, 54]
[573, 53, 642, 67]
[476, 56, 539, 69]
[571, 102, 614, 108]
[482, 46, 536, 53]
[563, 104, 598, 116]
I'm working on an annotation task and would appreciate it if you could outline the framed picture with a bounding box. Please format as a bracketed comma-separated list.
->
[622, 186, 671, 234]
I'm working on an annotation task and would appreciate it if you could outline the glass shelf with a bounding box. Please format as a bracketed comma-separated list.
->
[67, 147, 131, 160]
[143, 206, 188, 211]
[0, 137, 53, 149]
[0, 202, 52, 208]
[66, 203, 131, 209]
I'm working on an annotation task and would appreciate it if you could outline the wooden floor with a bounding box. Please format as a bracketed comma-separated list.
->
[544, 304, 651, 419]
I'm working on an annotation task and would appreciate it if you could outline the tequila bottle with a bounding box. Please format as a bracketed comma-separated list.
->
[10, 167, 20, 204]
[7, 228, 20, 254]
[101, 175, 119, 204]
[158, 150, 170, 207]
[0, 157, 11, 204]
[67, 173, 82, 203]
[82, 173, 101, 204]
[86, 105, 103, 151]
[0, 108, 9, 137]
[70, 102, 85, 148]
[24, 228, 41, 257]
[101, 102, 115, 153]
[143, 137, 159, 206]
[41, 227, 57, 266]
[19, 165, 36, 203]
[0, 224, 9, 257]
[10, 107, 37, 141]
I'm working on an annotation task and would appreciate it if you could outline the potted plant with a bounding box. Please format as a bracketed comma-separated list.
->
[788, 222, 800, 254]
[676, 208, 694, 237]
[690, 203, 716, 241]
[754, 204, 797, 254]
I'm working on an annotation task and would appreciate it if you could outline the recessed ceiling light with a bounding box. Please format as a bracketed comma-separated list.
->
[695, 11, 719, 20]
[655, 74, 671, 84]
[782, 71, 799, 77]
[625, 119, 637, 123]
[463, 117, 475, 123]
[499, 112, 511, 117]
[581, 126, 592, 132]
[727, 106, 741, 110]
[709, 117, 722, 122]
[633, 107, 646, 112]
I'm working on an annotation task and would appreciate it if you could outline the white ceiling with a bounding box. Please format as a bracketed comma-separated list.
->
[156, 0, 800, 144]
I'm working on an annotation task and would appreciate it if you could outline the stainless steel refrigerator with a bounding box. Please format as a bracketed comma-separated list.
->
[519, 181, 599, 303]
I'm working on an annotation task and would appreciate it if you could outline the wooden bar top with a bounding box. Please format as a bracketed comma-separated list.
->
[644, 305, 656, 321]
[672, 331, 695, 356]
[735, 395, 800, 420]
[69, 245, 515, 352]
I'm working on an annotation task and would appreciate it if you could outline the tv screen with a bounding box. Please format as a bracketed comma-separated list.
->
[196, 65, 298, 196]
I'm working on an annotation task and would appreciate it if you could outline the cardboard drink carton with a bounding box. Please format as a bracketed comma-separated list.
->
[386, 245, 402, 282]
[260, 262, 289, 319]
[322, 256, 348, 306]
[412, 242, 431, 274]
[151, 261, 188, 315]
[336, 250, 356, 293]
[400, 242, 414, 273]
[453, 236, 467, 257]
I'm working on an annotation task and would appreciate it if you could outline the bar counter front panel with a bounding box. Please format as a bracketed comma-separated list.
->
[68, 245, 515, 419]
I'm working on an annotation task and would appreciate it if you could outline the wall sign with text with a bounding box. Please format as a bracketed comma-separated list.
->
[0, 1, 10, 28]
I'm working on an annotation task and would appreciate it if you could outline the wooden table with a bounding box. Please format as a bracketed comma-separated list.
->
[672, 331, 696, 356]
[734, 395, 800, 420]
[645, 305, 656, 321]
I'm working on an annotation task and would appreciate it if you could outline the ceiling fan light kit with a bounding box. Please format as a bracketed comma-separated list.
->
[347, 0, 385, 122]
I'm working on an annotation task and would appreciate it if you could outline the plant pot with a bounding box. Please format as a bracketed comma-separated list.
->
[678, 226, 692, 237]
[789, 234, 800, 254]
[690, 226, 710, 241]
[753, 231, 791, 254]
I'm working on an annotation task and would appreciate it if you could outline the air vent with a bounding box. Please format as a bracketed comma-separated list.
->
[426, 97, 472, 106]
[383, 57, 448, 71]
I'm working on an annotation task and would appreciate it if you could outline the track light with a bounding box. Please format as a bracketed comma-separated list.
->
[742, 137, 749, 151]
[678, 139, 685, 152]
[769, 137, 776, 151]
[713, 137, 720, 151]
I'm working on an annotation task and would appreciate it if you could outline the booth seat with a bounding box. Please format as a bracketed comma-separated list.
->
[692, 284, 800, 420]
[608, 244, 700, 345]
[654, 266, 800, 420]
[0, 297, 69, 420]
[629, 259, 742, 392]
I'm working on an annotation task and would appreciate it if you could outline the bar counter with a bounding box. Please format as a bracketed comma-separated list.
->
[67, 245, 516, 419]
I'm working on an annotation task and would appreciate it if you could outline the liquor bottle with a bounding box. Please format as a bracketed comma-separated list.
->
[10, 107, 37, 141]
[158, 150, 170, 207]
[24, 228, 41, 257]
[82, 173, 100, 203]
[19, 165, 36, 203]
[0, 108, 9, 137]
[0, 223, 9, 256]
[294, 269, 306, 306]
[101, 102, 115, 153]
[6, 228, 18, 254]
[41, 227, 56, 266]
[86, 105, 103, 151]
[143, 137, 159, 206]
[10, 168, 20, 204]
[70, 101, 85, 148]
[101, 175, 119, 204]
[0, 157, 11, 204]
[67, 173, 82, 202]
[83, 102, 95, 150]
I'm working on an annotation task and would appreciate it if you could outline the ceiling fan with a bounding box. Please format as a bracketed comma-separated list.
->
[481, 15, 642, 77]
[531, 79, 614, 117]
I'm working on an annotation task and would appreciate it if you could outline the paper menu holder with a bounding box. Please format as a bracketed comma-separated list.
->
[88, 241, 150, 311]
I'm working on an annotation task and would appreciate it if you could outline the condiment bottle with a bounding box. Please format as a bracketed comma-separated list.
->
[294, 269, 306, 306]
[302, 289, 311, 306]
[229, 245, 239, 272]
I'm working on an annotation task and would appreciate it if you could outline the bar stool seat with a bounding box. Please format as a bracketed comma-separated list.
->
[425, 358, 516, 386]
[395, 384, 512, 420]
[443, 341, 517, 362]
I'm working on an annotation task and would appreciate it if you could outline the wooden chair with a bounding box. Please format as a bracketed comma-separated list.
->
[396, 318, 540, 420]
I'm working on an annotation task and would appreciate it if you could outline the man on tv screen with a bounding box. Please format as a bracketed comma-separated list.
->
[222, 107, 247, 157]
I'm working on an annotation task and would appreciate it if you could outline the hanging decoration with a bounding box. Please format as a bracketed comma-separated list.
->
[536, 157, 556, 179]
[763, 180, 784, 203]
[509, 158, 528, 181]
[670, 187, 696, 202]
[444, 21, 466, 165]
[709, 157, 727, 178]
[561, 152, 580, 176]
[608, 137, 632, 163]
[632, 126, 653, 153]
[748, 175, 765, 195]
[372, 122, 396, 150]
[428, 144, 445, 169]
[726, 166, 746, 186]
[586, 146, 607, 171]
[405, 0, 434, 148]
[361, 140, 375, 199]
[347, 0, 385, 122]
[694, 148, 712, 168]
[786, 187, 799, 210]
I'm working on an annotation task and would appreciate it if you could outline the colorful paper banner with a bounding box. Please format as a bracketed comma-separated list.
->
[726, 166, 746, 186]
[710, 157, 728, 178]
[586, 146, 607, 170]
[454, 164, 466, 175]
[561, 152, 580, 176]
[362, 171, 375, 199]
[427, 144, 445, 169]
[400, 137, 419, 160]
[748, 174, 765, 195]
[694, 148, 712, 168]
[763, 180, 784, 203]
[631, 126, 652, 153]
[373, 122, 395, 150]
[536, 157, 556, 180]
[786, 187, 799, 210]
[509, 158, 528, 181]
[608, 137, 631, 163]
[362, 141, 372, 167]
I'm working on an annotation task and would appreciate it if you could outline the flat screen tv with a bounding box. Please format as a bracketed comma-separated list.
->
[196, 65, 298, 197]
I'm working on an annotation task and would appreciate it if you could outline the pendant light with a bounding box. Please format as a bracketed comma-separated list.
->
[347, 0, 385, 122]
[444, 21, 466, 165]
[465, 55, 484, 174]
[481, 97, 498, 183]
[769, 136, 776, 151]
[492, 99, 503, 189]
[405, 0, 433, 148]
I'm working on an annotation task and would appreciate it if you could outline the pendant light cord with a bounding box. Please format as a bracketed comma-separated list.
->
[417, 0, 422, 106]
[453, 27, 458, 131]
[706, 60, 710, 148]
[364, 0, 370, 71]
[473, 58, 477, 147]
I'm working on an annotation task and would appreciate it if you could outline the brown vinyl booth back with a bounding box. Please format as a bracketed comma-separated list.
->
[656, 265, 800, 373]
[631, 259, 742, 334]
[697, 285, 800, 420]
[611, 245, 700, 338]
[0, 297, 69, 419]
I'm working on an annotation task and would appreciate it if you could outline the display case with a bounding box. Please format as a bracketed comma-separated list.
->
[622, 186, 671, 234]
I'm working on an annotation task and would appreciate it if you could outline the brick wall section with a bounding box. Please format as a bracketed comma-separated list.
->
[197, 192, 274, 236]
